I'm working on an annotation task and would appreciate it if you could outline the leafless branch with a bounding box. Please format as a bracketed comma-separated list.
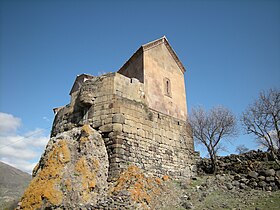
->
[241, 88, 280, 164]
[189, 106, 238, 173]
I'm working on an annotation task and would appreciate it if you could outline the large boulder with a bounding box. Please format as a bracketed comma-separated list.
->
[18, 125, 109, 209]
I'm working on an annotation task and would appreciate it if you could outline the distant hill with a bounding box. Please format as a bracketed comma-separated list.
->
[0, 161, 31, 210]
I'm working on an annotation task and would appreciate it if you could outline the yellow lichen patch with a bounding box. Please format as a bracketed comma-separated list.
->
[20, 140, 71, 209]
[80, 136, 89, 144]
[79, 124, 93, 143]
[162, 175, 169, 181]
[111, 165, 169, 209]
[65, 178, 72, 191]
[91, 157, 100, 170]
[82, 124, 93, 135]
[75, 156, 97, 202]
[155, 177, 162, 185]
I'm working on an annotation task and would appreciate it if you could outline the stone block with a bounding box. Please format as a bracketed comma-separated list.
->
[248, 171, 258, 179]
[113, 138, 123, 145]
[112, 114, 125, 124]
[137, 129, 145, 138]
[125, 119, 134, 126]
[155, 134, 162, 143]
[104, 117, 112, 124]
[113, 123, 123, 132]
[99, 124, 113, 133]
[91, 120, 102, 129]
[166, 130, 174, 139]
[123, 124, 132, 133]
[266, 176, 275, 182]
[265, 169, 275, 176]
[113, 147, 124, 155]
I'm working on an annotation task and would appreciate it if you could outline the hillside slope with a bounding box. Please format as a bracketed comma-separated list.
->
[0, 161, 31, 210]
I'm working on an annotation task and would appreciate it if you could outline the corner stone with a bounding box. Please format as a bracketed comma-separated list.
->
[112, 114, 125, 124]
[113, 124, 123, 132]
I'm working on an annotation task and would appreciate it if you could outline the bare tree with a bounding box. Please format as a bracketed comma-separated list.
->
[189, 106, 238, 174]
[235, 144, 249, 154]
[241, 88, 280, 164]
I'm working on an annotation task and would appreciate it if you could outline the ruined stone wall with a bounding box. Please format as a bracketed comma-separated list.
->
[118, 49, 144, 83]
[51, 73, 195, 181]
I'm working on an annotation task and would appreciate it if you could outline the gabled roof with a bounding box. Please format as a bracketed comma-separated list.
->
[118, 36, 186, 74]
[142, 36, 186, 73]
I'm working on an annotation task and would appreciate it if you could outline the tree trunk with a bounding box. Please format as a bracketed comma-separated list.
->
[270, 148, 280, 166]
[210, 154, 217, 174]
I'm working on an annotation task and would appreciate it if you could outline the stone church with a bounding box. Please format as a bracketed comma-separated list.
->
[52, 36, 195, 180]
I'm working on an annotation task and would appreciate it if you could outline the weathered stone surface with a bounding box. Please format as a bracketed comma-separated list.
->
[99, 124, 113, 133]
[225, 182, 233, 190]
[258, 176, 266, 181]
[266, 176, 275, 182]
[276, 170, 280, 178]
[264, 169, 275, 177]
[112, 123, 122, 132]
[258, 181, 267, 188]
[248, 171, 258, 179]
[112, 114, 125, 124]
[18, 125, 109, 209]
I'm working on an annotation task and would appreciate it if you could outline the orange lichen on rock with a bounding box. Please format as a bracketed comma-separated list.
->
[65, 178, 72, 191]
[162, 175, 169, 181]
[111, 165, 169, 209]
[19, 140, 71, 209]
[79, 124, 94, 144]
[75, 156, 97, 201]
[81, 124, 93, 135]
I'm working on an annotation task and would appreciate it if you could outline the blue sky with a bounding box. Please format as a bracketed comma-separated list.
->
[0, 0, 280, 172]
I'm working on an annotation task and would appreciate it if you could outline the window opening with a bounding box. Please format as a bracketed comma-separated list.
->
[164, 78, 172, 97]
[166, 80, 169, 94]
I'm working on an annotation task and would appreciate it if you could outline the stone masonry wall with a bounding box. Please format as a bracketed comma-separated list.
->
[143, 42, 187, 121]
[51, 73, 195, 181]
[100, 95, 195, 181]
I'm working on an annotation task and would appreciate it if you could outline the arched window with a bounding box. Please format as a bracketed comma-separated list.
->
[164, 78, 171, 97]
[166, 80, 170, 94]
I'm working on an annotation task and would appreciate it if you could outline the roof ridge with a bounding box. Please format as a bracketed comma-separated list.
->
[118, 36, 186, 74]
[142, 36, 186, 73]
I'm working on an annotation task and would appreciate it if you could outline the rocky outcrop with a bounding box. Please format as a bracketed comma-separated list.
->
[18, 125, 109, 209]
[17, 125, 175, 209]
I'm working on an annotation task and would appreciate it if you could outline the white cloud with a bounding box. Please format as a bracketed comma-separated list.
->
[0, 112, 21, 135]
[43, 116, 50, 122]
[0, 113, 49, 174]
